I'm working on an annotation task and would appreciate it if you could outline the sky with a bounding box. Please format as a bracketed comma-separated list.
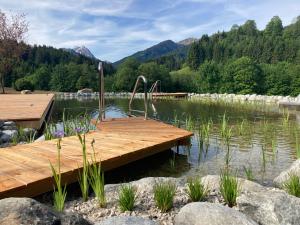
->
[0, 0, 299, 62]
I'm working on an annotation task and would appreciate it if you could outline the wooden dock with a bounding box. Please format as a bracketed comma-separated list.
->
[152, 92, 188, 99]
[0, 117, 193, 199]
[0, 94, 55, 129]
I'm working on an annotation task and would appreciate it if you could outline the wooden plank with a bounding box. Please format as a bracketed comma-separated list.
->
[0, 117, 193, 198]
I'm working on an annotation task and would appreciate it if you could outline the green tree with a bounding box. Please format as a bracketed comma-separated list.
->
[197, 61, 220, 93]
[265, 16, 283, 36]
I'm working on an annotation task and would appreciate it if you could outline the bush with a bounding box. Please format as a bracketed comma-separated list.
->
[186, 177, 209, 202]
[118, 184, 136, 212]
[219, 170, 239, 207]
[153, 181, 176, 212]
[283, 174, 300, 197]
[14, 78, 34, 91]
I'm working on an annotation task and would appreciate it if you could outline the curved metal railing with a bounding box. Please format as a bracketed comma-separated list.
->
[128, 75, 148, 119]
[149, 80, 161, 101]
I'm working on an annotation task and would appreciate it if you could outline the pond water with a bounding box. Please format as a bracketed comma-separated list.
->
[51, 98, 300, 185]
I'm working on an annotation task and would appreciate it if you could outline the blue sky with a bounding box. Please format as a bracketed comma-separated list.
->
[0, 0, 299, 62]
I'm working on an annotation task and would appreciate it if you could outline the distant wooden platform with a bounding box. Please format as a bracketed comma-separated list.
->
[0, 117, 193, 198]
[152, 92, 188, 98]
[0, 94, 55, 129]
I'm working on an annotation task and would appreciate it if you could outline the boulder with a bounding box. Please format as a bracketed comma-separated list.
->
[0, 133, 11, 143]
[0, 197, 91, 225]
[273, 159, 300, 187]
[0, 120, 4, 128]
[237, 189, 300, 225]
[174, 202, 258, 225]
[2, 130, 18, 140]
[95, 216, 158, 225]
[21, 90, 32, 94]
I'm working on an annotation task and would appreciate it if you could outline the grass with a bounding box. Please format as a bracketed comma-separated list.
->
[219, 169, 239, 207]
[295, 131, 300, 159]
[77, 133, 90, 201]
[243, 166, 254, 181]
[283, 174, 300, 197]
[118, 184, 136, 212]
[261, 145, 267, 172]
[186, 177, 209, 202]
[50, 138, 67, 212]
[220, 114, 232, 167]
[282, 110, 290, 127]
[89, 139, 106, 207]
[153, 181, 176, 212]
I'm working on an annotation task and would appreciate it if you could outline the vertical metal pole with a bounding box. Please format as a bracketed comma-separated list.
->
[98, 62, 105, 121]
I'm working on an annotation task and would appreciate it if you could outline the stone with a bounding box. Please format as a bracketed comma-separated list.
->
[3, 121, 16, 126]
[0, 197, 92, 225]
[23, 127, 36, 137]
[0, 120, 4, 128]
[21, 90, 32, 94]
[273, 159, 300, 187]
[2, 130, 18, 139]
[237, 189, 300, 225]
[95, 216, 158, 225]
[174, 202, 258, 225]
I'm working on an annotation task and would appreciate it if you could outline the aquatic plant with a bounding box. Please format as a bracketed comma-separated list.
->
[185, 115, 194, 131]
[219, 169, 239, 207]
[169, 154, 176, 171]
[220, 115, 232, 167]
[50, 138, 67, 212]
[173, 112, 180, 128]
[295, 131, 300, 159]
[186, 177, 209, 202]
[238, 119, 246, 136]
[282, 110, 290, 127]
[283, 174, 300, 197]
[271, 138, 277, 156]
[118, 184, 136, 212]
[89, 139, 106, 207]
[153, 181, 176, 212]
[77, 133, 90, 201]
[243, 166, 254, 181]
[261, 145, 267, 172]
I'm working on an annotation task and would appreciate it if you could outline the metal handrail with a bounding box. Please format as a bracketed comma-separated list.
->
[98, 62, 105, 121]
[128, 75, 148, 119]
[149, 80, 161, 101]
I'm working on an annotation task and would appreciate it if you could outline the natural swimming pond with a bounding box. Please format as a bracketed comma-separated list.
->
[50, 97, 300, 185]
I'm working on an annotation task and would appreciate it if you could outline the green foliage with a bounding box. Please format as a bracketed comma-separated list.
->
[89, 139, 106, 207]
[243, 166, 254, 181]
[50, 138, 67, 212]
[186, 177, 209, 202]
[153, 181, 176, 212]
[77, 133, 90, 202]
[283, 174, 300, 197]
[14, 77, 34, 91]
[219, 170, 239, 207]
[118, 184, 136, 212]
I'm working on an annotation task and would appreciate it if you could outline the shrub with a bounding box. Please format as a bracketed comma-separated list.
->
[153, 181, 176, 212]
[118, 184, 136, 212]
[219, 170, 239, 207]
[283, 174, 300, 197]
[14, 78, 34, 91]
[186, 177, 209, 202]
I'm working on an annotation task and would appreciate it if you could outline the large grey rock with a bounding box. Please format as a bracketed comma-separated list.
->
[95, 216, 158, 225]
[273, 159, 300, 187]
[3, 121, 16, 126]
[0, 197, 91, 225]
[175, 202, 258, 225]
[237, 189, 300, 225]
[201, 175, 265, 193]
[0, 120, 4, 128]
[0, 133, 12, 143]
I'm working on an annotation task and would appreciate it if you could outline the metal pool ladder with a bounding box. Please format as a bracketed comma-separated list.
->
[128, 75, 148, 119]
[149, 80, 161, 101]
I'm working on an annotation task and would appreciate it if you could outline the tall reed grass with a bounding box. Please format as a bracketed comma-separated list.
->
[153, 181, 176, 212]
[219, 169, 239, 207]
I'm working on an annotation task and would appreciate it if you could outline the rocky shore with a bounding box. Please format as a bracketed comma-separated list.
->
[1, 158, 300, 225]
[55, 91, 300, 105]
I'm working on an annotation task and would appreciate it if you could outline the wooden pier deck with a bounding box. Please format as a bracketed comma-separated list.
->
[0, 94, 55, 129]
[0, 117, 193, 199]
[152, 92, 188, 99]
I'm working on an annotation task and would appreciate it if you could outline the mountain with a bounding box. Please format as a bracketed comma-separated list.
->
[177, 38, 198, 46]
[62, 46, 97, 60]
[113, 40, 184, 66]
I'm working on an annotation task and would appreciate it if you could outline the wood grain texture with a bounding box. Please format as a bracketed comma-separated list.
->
[0, 117, 193, 198]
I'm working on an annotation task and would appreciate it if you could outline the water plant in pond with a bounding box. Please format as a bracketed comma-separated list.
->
[169, 154, 176, 171]
[153, 181, 176, 212]
[243, 165, 254, 181]
[219, 169, 239, 207]
[261, 145, 267, 172]
[173, 112, 180, 128]
[77, 133, 90, 201]
[50, 138, 67, 212]
[238, 119, 247, 136]
[89, 139, 106, 207]
[220, 115, 233, 167]
[283, 174, 300, 197]
[295, 131, 300, 159]
[282, 110, 290, 127]
[186, 177, 209, 202]
[118, 184, 136, 212]
[185, 115, 194, 131]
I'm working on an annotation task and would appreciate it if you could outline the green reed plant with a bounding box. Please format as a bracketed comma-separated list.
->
[50, 138, 67, 212]
[283, 174, 300, 197]
[153, 181, 176, 212]
[186, 177, 209, 202]
[282, 110, 290, 127]
[89, 139, 106, 207]
[77, 133, 90, 201]
[295, 131, 300, 159]
[173, 112, 180, 128]
[118, 184, 136, 212]
[271, 138, 277, 156]
[185, 115, 194, 131]
[219, 169, 239, 207]
[261, 145, 267, 172]
[243, 166, 254, 181]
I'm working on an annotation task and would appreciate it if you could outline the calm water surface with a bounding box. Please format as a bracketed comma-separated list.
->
[51, 98, 300, 185]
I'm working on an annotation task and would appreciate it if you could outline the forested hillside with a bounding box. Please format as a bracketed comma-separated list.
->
[110, 16, 300, 96]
